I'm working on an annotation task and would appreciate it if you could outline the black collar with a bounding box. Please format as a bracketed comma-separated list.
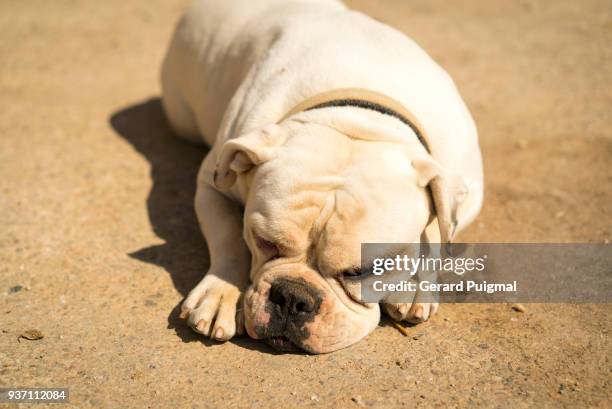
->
[305, 98, 430, 152]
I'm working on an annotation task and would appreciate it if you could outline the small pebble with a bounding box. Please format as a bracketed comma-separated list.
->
[512, 303, 527, 313]
[9, 285, 23, 294]
[18, 329, 44, 341]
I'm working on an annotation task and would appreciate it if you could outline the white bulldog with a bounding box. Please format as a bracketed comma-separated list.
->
[161, 0, 483, 353]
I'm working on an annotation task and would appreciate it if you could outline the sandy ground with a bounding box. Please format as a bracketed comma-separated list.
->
[1, 0, 611, 407]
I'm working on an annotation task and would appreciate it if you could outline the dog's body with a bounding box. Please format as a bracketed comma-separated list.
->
[161, 0, 483, 353]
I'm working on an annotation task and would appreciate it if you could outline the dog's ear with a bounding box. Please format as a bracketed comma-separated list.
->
[412, 155, 468, 244]
[213, 124, 287, 189]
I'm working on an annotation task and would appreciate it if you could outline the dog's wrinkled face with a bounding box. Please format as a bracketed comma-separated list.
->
[214, 113, 463, 353]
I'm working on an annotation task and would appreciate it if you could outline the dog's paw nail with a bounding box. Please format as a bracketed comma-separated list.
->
[196, 320, 207, 332]
[414, 306, 424, 319]
[398, 305, 408, 315]
[214, 328, 224, 340]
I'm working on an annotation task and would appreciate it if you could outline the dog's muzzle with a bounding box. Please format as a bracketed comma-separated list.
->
[261, 278, 323, 352]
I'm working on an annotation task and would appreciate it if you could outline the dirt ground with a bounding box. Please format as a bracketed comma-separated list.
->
[1, 0, 610, 408]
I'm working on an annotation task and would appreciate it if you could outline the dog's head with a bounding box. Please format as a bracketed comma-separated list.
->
[213, 108, 467, 353]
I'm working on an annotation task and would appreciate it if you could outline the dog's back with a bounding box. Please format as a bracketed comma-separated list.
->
[161, 0, 346, 145]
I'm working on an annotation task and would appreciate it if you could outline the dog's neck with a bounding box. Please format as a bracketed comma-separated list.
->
[280, 88, 430, 153]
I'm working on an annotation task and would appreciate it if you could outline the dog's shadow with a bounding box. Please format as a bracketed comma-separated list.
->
[109, 98, 277, 354]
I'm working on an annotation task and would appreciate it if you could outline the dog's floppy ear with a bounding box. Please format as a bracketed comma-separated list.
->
[412, 155, 468, 244]
[213, 124, 286, 189]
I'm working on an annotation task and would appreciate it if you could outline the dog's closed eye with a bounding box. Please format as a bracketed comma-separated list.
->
[255, 236, 280, 260]
[340, 267, 370, 280]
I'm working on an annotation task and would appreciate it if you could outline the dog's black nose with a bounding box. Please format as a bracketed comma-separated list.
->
[269, 279, 320, 318]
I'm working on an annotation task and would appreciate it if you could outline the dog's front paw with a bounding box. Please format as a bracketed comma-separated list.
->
[180, 274, 244, 341]
[383, 302, 439, 324]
